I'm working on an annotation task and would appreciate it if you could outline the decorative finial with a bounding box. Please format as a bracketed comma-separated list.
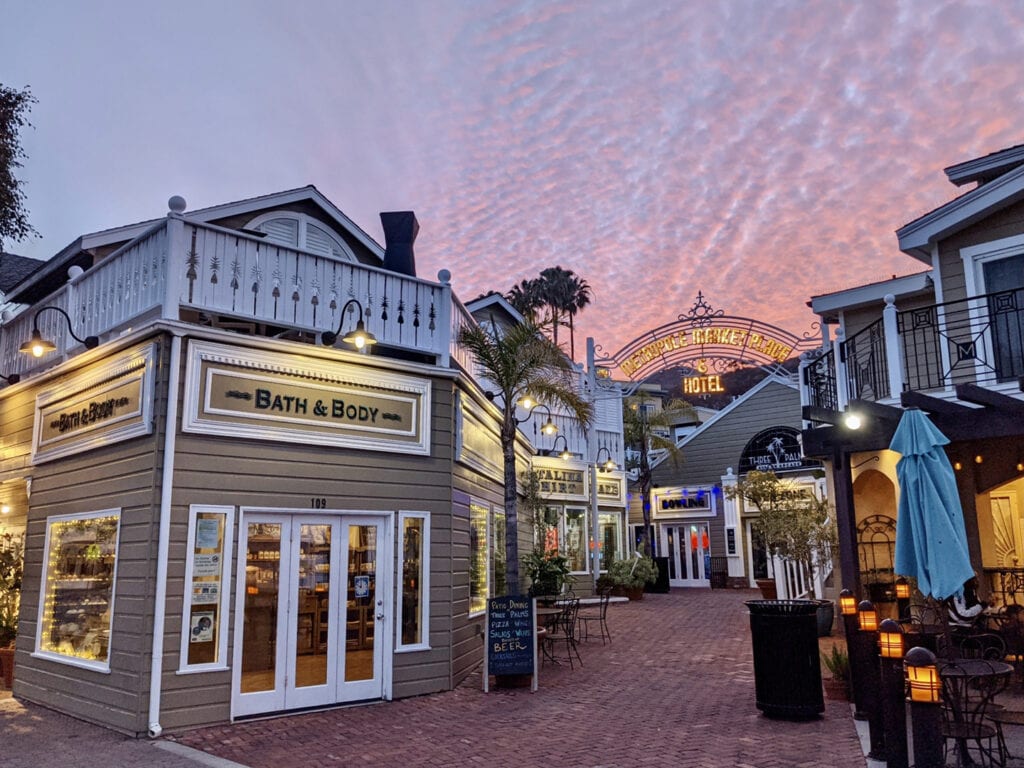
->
[168, 195, 187, 213]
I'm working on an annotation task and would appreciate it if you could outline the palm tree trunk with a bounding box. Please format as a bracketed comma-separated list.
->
[502, 422, 521, 595]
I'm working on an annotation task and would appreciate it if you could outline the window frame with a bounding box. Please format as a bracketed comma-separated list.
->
[177, 504, 234, 674]
[397, 510, 431, 652]
[34, 508, 121, 673]
[244, 212, 356, 262]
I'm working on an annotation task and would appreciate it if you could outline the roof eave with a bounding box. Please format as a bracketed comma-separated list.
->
[897, 164, 1024, 259]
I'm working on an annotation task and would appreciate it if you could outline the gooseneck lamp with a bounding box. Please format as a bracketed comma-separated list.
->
[321, 298, 377, 351]
[19, 306, 100, 358]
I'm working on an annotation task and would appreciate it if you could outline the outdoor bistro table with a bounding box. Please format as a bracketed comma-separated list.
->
[937, 659, 1013, 767]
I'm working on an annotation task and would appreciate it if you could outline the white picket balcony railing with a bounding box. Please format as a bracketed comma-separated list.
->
[1, 214, 456, 381]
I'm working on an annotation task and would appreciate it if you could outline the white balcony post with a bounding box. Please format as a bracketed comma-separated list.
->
[163, 196, 187, 321]
[833, 327, 849, 412]
[721, 469, 745, 580]
[436, 269, 453, 367]
[882, 293, 904, 400]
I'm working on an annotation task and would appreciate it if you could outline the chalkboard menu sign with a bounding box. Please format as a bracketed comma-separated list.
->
[486, 595, 535, 677]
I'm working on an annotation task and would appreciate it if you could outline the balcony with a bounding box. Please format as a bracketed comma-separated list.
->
[1, 213, 462, 381]
[803, 288, 1024, 412]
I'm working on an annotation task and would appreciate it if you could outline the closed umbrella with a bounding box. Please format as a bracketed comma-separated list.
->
[891, 408, 974, 601]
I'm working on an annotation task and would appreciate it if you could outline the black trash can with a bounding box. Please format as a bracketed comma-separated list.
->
[746, 600, 824, 720]
[646, 557, 671, 593]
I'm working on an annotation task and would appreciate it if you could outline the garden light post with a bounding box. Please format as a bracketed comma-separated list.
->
[840, 589, 869, 720]
[895, 577, 911, 622]
[857, 600, 886, 760]
[878, 618, 909, 768]
[905, 646, 943, 768]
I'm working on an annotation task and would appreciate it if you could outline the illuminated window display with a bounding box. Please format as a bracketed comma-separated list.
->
[400, 514, 427, 646]
[39, 510, 120, 667]
[598, 513, 621, 571]
[469, 503, 488, 614]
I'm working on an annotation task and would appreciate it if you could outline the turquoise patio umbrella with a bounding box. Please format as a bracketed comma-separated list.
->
[891, 408, 974, 601]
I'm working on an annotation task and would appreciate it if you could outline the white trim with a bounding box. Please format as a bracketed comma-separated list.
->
[961, 233, 1024, 295]
[30, 344, 156, 465]
[182, 340, 431, 456]
[34, 508, 121, 673]
[396, 511, 431, 653]
[897, 162, 1024, 259]
[176, 504, 235, 674]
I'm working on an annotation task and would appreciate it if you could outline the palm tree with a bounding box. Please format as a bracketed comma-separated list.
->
[458, 319, 594, 594]
[624, 396, 694, 556]
[562, 272, 591, 361]
[505, 279, 543, 323]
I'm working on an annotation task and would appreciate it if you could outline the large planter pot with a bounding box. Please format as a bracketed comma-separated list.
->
[822, 676, 850, 701]
[0, 646, 14, 689]
[626, 586, 645, 601]
[755, 578, 778, 600]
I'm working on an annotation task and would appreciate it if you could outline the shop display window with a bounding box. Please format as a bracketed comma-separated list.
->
[38, 510, 120, 670]
[564, 508, 587, 572]
[179, 505, 233, 671]
[598, 513, 621, 571]
[469, 503, 488, 615]
[398, 512, 430, 649]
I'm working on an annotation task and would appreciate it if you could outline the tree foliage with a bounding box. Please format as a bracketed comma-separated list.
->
[624, 395, 694, 555]
[726, 470, 836, 579]
[0, 84, 37, 250]
[504, 266, 592, 360]
[458, 319, 593, 594]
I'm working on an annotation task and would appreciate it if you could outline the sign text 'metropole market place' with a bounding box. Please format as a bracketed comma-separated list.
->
[619, 325, 794, 378]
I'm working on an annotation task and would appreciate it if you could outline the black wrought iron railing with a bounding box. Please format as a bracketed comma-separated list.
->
[803, 287, 1024, 409]
[898, 286, 1024, 392]
[803, 348, 838, 411]
[843, 318, 888, 403]
[983, 567, 1024, 607]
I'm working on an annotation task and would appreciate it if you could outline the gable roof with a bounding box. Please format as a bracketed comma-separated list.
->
[0, 252, 45, 294]
[944, 142, 1024, 187]
[465, 292, 526, 326]
[898, 154, 1024, 260]
[650, 374, 798, 471]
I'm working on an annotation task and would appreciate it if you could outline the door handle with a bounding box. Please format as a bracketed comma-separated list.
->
[376, 612, 385, 620]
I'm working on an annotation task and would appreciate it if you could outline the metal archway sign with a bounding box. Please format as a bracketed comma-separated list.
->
[602, 292, 820, 382]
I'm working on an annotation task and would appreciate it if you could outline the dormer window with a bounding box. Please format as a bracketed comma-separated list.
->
[245, 213, 355, 262]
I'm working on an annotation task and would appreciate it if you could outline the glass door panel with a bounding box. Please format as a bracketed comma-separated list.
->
[341, 519, 385, 700]
[292, 524, 331, 692]
[240, 522, 283, 696]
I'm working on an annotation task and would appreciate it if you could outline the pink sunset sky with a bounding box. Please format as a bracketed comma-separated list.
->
[4, 0, 1024, 359]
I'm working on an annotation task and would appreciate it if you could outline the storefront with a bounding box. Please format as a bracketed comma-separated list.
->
[643, 375, 825, 592]
[0, 189, 559, 735]
[530, 456, 627, 586]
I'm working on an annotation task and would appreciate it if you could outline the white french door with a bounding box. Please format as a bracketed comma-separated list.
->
[233, 512, 390, 718]
[662, 522, 711, 588]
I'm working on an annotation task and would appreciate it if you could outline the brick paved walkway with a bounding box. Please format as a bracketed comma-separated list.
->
[171, 588, 867, 768]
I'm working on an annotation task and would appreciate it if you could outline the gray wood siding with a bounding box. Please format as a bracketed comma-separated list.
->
[938, 198, 1024, 303]
[159, 355, 463, 731]
[11, 335, 171, 736]
[654, 381, 802, 488]
[649, 381, 804, 573]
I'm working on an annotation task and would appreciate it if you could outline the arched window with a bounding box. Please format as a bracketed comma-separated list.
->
[245, 213, 355, 262]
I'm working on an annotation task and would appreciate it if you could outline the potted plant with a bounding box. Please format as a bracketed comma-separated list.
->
[728, 471, 837, 625]
[0, 532, 24, 689]
[821, 643, 851, 700]
[523, 549, 570, 603]
[608, 554, 659, 601]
